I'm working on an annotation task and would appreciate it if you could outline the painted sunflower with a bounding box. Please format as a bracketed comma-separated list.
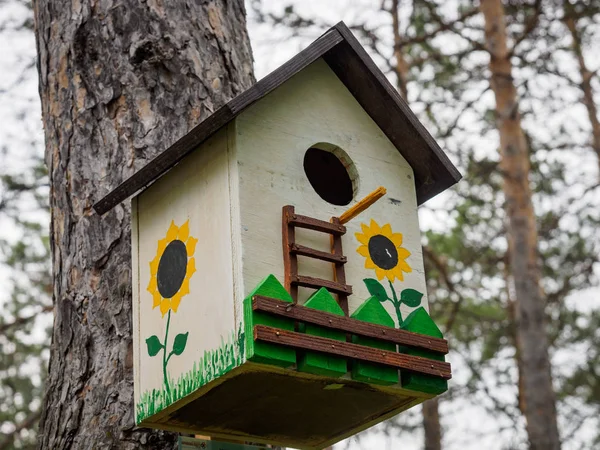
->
[355, 219, 412, 282]
[147, 220, 197, 316]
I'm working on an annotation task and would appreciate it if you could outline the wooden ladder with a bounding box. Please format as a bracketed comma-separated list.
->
[282, 205, 352, 315]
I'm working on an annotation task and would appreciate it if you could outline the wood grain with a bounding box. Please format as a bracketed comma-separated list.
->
[292, 275, 352, 296]
[252, 296, 448, 354]
[290, 243, 347, 264]
[288, 213, 346, 235]
[253, 325, 451, 379]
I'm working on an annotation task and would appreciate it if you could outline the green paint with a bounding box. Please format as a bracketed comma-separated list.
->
[400, 288, 423, 307]
[399, 307, 447, 395]
[297, 288, 347, 377]
[244, 274, 296, 367]
[136, 325, 245, 423]
[162, 310, 172, 392]
[350, 296, 398, 385]
[362, 278, 424, 327]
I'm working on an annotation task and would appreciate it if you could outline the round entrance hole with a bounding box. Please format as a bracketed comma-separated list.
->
[303, 145, 358, 206]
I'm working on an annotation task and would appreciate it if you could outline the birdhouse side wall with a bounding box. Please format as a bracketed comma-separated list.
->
[234, 58, 429, 329]
[132, 128, 241, 423]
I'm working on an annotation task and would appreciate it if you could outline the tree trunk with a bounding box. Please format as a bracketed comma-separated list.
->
[480, 1, 560, 449]
[564, 10, 600, 179]
[422, 398, 442, 450]
[32, 1, 254, 448]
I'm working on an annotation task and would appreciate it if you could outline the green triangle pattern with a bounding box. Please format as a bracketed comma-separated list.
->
[350, 296, 398, 386]
[298, 288, 347, 377]
[244, 274, 296, 367]
[400, 307, 447, 395]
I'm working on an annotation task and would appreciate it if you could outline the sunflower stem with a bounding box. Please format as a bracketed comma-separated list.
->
[388, 280, 403, 327]
[162, 310, 171, 393]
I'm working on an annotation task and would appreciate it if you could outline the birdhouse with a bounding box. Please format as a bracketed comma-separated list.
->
[95, 22, 460, 450]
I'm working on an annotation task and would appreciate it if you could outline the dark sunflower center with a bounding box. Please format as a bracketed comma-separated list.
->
[157, 240, 188, 298]
[368, 234, 398, 270]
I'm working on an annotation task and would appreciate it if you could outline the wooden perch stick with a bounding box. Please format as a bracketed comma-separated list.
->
[338, 186, 387, 224]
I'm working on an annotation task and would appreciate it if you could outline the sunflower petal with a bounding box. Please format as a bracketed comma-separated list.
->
[357, 245, 369, 257]
[365, 258, 376, 269]
[178, 220, 190, 242]
[385, 270, 395, 282]
[375, 268, 385, 280]
[399, 260, 413, 273]
[381, 223, 392, 237]
[171, 293, 182, 313]
[149, 257, 159, 276]
[146, 276, 157, 293]
[156, 238, 168, 256]
[152, 291, 162, 308]
[361, 222, 371, 235]
[179, 278, 190, 297]
[187, 257, 196, 277]
[394, 268, 405, 281]
[391, 233, 403, 247]
[160, 299, 171, 316]
[186, 237, 198, 256]
[355, 232, 369, 245]
[397, 247, 411, 259]
[166, 221, 178, 242]
[370, 219, 381, 234]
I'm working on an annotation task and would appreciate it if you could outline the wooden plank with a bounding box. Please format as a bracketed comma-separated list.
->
[324, 23, 461, 205]
[338, 186, 386, 224]
[252, 296, 448, 354]
[288, 213, 346, 235]
[291, 275, 352, 296]
[253, 325, 452, 379]
[93, 29, 344, 215]
[290, 243, 347, 264]
[282, 206, 298, 302]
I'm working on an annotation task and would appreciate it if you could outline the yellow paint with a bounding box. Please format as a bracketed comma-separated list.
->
[339, 186, 387, 224]
[355, 219, 412, 282]
[147, 220, 198, 316]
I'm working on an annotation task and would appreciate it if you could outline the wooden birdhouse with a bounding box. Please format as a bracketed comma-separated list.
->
[95, 22, 461, 450]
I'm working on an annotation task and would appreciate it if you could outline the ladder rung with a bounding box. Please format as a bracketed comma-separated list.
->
[289, 243, 347, 264]
[292, 275, 352, 295]
[288, 213, 346, 235]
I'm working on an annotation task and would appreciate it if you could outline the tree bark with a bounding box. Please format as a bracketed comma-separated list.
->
[480, 1, 560, 449]
[564, 9, 600, 179]
[422, 398, 442, 450]
[32, 1, 254, 448]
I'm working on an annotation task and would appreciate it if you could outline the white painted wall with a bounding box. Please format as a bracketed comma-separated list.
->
[133, 128, 237, 406]
[235, 57, 429, 326]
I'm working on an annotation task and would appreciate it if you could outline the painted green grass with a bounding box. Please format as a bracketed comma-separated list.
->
[136, 326, 245, 423]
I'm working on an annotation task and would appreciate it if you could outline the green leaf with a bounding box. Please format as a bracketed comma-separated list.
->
[363, 278, 388, 303]
[400, 289, 423, 307]
[172, 332, 189, 356]
[145, 335, 163, 357]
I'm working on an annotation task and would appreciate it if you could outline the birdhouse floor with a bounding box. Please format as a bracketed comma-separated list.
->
[143, 362, 432, 450]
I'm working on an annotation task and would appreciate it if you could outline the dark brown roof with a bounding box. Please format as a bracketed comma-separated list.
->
[94, 22, 461, 215]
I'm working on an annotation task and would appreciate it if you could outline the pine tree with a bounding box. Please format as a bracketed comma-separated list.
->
[32, 1, 254, 447]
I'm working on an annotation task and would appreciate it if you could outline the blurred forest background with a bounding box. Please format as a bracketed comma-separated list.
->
[1, 0, 599, 449]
